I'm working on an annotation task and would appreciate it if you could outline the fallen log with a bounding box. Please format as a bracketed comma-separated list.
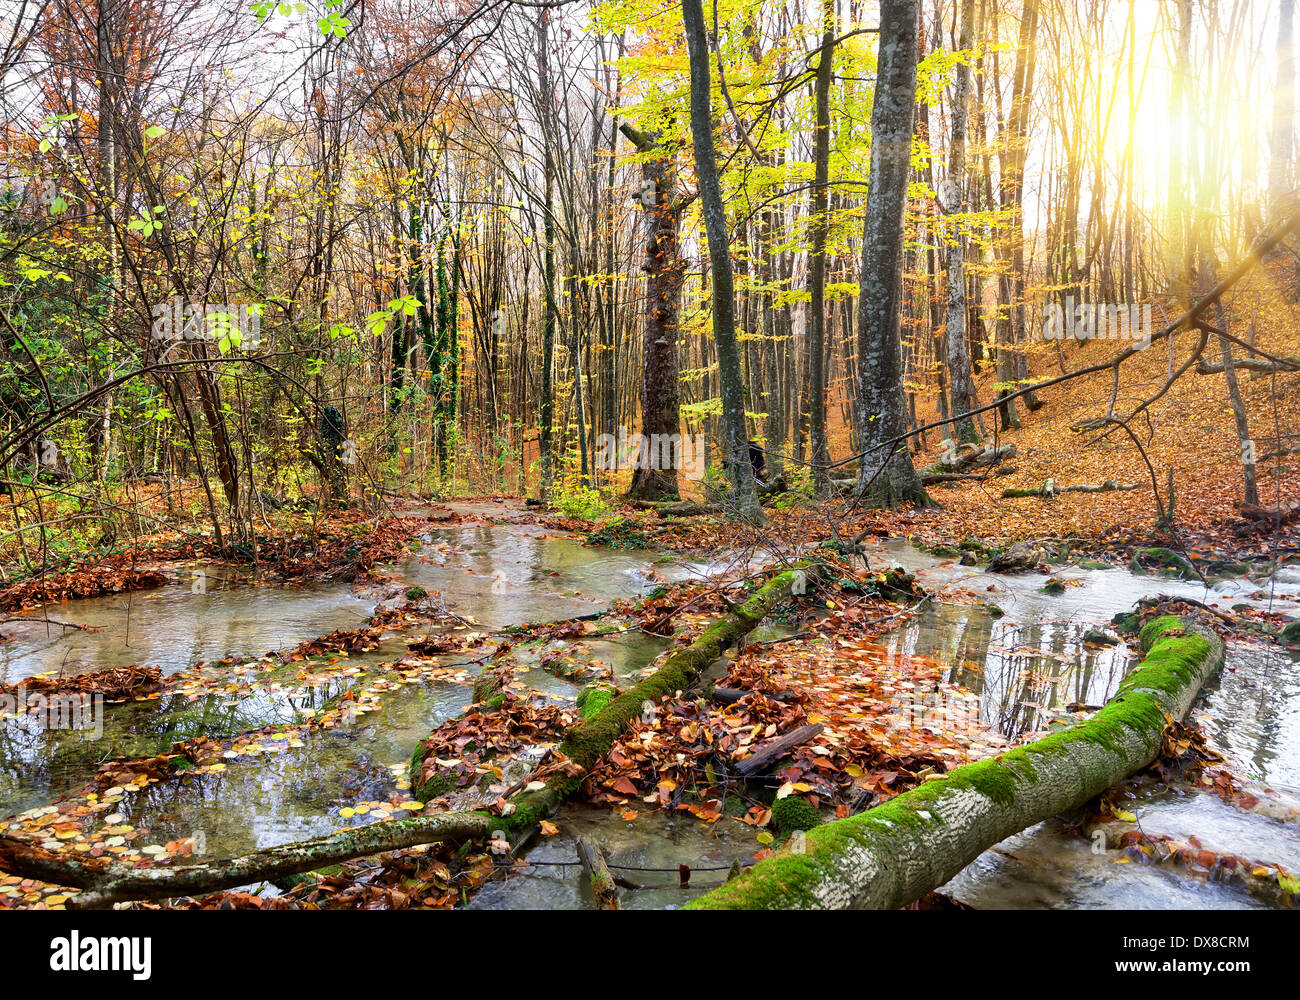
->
[1002, 479, 1138, 499]
[920, 472, 988, 486]
[686, 613, 1224, 909]
[1196, 354, 1300, 375]
[709, 686, 797, 706]
[656, 502, 721, 517]
[0, 812, 493, 910]
[924, 441, 1017, 476]
[1238, 500, 1300, 525]
[734, 723, 825, 777]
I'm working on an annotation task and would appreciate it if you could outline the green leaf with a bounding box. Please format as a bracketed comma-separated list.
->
[145, 125, 165, 139]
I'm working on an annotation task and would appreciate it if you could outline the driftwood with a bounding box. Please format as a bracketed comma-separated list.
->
[734, 723, 824, 777]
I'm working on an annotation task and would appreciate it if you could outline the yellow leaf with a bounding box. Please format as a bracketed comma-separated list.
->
[1113, 809, 1137, 823]
[539, 820, 559, 836]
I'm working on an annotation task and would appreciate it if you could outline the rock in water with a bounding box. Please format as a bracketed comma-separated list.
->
[988, 541, 1043, 573]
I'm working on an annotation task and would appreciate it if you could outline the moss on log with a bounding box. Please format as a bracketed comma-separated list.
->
[686, 614, 1224, 910]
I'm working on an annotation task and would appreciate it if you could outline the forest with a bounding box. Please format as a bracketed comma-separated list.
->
[0, 0, 1296, 936]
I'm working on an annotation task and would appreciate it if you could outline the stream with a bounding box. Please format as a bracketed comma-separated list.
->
[2, 511, 1298, 910]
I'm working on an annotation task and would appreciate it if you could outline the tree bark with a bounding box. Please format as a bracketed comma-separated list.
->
[624, 125, 685, 502]
[682, 0, 762, 522]
[942, 0, 980, 444]
[805, 0, 835, 494]
[853, 0, 931, 508]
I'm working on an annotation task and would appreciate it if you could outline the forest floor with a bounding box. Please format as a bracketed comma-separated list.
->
[2, 493, 1297, 910]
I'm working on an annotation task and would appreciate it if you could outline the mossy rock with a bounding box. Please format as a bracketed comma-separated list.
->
[1111, 611, 1142, 634]
[1131, 547, 1197, 579]
[1075, 559, 1111, 570]
[1082, 629, 1119, 646]
[771, 795, 821, 833]
[1281, 620, 1300, 644]
[584, 517, 653, 550]
[405, 586, 428, 600]
[411, 768, 458, 802]
[1040, 578, 1066, 595]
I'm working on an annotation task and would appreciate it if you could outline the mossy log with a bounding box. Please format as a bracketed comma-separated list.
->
[1002, 479, 1138, 499]
[0, 812, 493, 910]
[686, 614, 1224, 910]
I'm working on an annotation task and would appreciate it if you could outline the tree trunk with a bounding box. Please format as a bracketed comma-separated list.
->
[538, 9, 556, 498]
[853, 0, 930, 508]
[1271, 0, 1296, 210]
[805, 0, 835, 494]
[624, 125, 684, 502]
[943, 0, 980, 444]
[682, 0, 762, 522]
[0, 813, 494, 910]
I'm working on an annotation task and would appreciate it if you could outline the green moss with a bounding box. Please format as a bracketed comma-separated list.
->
[771, 796, 821, 832]
[583, 517, 652, 550]
[1280, 620, 1300, 644]
[1111, 611, 1142, 634]
[576, 686, 613, 720]
[405, 586, 427, 600]
[1040, 578, 1066, 595]
[411, 768, 457, 802]
[1132, 547, 1197, 579]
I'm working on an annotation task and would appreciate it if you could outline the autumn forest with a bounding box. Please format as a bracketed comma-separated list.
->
[0, 0, 1297, 937]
